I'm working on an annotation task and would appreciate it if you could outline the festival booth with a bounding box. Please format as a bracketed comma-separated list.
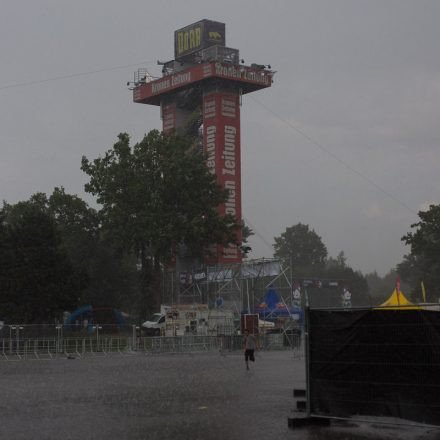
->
[376, 280, 421, 310]
[64, 305, 127, 333]
[245, 287, 303, 331]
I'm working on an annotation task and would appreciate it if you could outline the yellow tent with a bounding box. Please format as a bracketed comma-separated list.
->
[377, 288, 421, 310]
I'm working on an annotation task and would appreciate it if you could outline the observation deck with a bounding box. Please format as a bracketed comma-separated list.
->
[132, 45, 274, 106]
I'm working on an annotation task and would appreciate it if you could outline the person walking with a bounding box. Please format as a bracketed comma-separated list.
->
[243, 329, 258, 370]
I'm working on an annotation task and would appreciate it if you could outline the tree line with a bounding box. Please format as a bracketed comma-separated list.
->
[0, 131, 240, 323]
[1, 129, 439, 323]
[273, 212, 440, 305]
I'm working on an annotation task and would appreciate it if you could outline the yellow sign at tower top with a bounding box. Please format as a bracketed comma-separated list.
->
[174, 20, 225, 60]
[176, 25, 202, 57]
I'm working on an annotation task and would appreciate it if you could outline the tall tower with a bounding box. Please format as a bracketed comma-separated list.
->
[131, 19, 273, 265]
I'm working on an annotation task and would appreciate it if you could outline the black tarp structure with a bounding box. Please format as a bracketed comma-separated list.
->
[308, 309, 440, 426]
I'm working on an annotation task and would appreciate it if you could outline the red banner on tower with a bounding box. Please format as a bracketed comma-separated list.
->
[133, 62, 273, 105]
[203, 91, 242, 263]
[162, 103, 176, 134]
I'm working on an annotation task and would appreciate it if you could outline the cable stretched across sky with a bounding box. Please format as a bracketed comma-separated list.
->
[0, 57, 419, 219]
[243, 216, 274, 253]
[249, 95, 418, 216]
[0, 60, 156, 91]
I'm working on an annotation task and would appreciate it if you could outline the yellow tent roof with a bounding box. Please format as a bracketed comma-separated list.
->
[377, 288, 421, 310]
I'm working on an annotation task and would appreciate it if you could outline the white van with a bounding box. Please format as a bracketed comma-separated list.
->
[141, 313, 166, 336]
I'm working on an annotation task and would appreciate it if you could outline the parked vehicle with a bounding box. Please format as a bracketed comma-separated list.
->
[141, 313, 166, 336]
[141, 304, 234, 337]
[141, 305, 170, 336]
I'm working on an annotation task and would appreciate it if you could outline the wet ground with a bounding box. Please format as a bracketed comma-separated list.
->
[1, 351, 439, 440]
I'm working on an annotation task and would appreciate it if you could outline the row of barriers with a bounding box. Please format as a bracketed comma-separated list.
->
[0, 327, 303, 361]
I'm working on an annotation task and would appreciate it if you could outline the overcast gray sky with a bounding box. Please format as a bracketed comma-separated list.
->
[1, 1, 439, 275]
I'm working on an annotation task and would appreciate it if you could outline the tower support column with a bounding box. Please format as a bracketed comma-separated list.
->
[203, 89, 242, 263]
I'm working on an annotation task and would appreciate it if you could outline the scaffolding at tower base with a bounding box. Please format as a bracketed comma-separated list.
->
[161, 258, 292, 315]
[160, 258, 305, 350]
[160, 258, 363, 336]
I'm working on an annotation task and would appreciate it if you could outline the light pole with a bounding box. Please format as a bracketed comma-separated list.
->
[9, 325, 15, 355]
[132, 325, 139, 351]
[55, 325, 62, 355]
[16, 326, 23, 356]
[93, 325, 102, 351]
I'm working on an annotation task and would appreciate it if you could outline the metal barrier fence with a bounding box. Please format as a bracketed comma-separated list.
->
[306, 307, 440, 427]
[0, 324, 303, 361]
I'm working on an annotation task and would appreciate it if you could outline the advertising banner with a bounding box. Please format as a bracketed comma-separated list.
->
[174, 20, 225, 60]
[133, 62, 273, 105]
[203, 91, 242, 263]
[161, 103, 176, 133]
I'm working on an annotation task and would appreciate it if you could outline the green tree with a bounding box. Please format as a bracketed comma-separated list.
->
[0, 201, 83, 323]
[0, 189, 141, 320]
[81, 130, 240, 312]
[325, 251, 347, 270]
[272, 224, 370, 306]
[323, 255, 371, 306]
[46, 188, 140, 311]
[240, 222, 254, 258]
[273, 223, 328, 274]
[398, 204, 440, 301]
[364, 269, 410, 304]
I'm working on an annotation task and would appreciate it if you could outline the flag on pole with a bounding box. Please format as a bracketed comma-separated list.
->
[421, 281, 426, 303]
[396, 278, 401, 306]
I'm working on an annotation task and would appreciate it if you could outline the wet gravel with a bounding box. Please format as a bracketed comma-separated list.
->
[1, 351, 439, 440]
